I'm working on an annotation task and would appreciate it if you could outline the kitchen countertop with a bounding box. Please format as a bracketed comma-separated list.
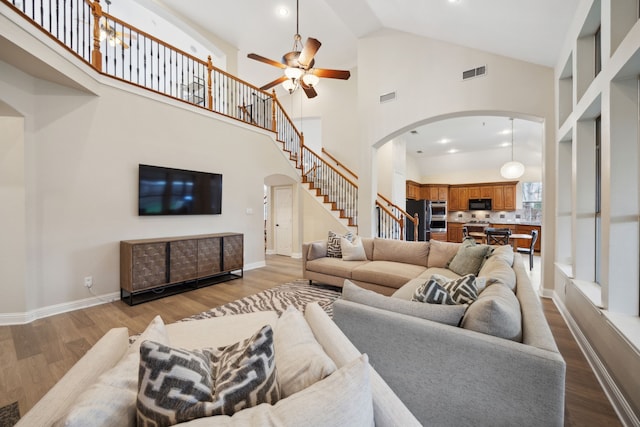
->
[448, 220, 542, 226]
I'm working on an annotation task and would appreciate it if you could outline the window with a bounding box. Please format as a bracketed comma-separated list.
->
[594, 26, 601, 76]
[522, 182, 542, 221]
[595, 116, 602, 284]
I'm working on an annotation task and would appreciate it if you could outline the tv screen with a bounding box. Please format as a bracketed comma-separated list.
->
[138, 164, 222, 215]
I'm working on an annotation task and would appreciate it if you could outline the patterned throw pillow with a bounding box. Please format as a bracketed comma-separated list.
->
[327, 231, 354, 258]
[412, 274, 479, 305]
[412, 279, 456, 305]
[137, 325, 280, 427]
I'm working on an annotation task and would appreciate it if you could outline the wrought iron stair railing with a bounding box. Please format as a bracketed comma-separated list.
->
[0, 0, 365, 232]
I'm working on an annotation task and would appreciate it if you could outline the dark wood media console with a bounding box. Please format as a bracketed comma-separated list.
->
[120, 232, 243, 305]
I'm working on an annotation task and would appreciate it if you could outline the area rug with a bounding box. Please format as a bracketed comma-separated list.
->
[182, 279, 341, 321]
[0, 401, 20, 427]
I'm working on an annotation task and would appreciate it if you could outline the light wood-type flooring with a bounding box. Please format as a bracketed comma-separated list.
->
[0, 255, 623, 426]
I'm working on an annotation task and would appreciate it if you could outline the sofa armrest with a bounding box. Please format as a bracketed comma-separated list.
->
[17, 327, 130, 426]
[333, 299, 566, 427]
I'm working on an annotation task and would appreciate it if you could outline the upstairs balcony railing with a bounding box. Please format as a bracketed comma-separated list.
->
[1, 0, 376, 232]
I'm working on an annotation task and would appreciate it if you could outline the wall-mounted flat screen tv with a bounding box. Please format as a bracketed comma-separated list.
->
[138, 164, 222, 215]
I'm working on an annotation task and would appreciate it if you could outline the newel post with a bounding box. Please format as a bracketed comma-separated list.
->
[271, 89, 277, 132]
[206, 55, 213, 111]
[90, 0, 103, 72]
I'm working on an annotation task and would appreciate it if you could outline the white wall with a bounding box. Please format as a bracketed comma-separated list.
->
[0, 58, 297, 317]
[355, 29, 555, 291]
[0, 116, 27, 313]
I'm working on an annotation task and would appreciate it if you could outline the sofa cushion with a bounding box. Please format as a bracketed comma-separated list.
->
[53, 315, 169, 427]
[411, 279, 456, 305]
[341, 237, 367, 261]
[447, 240, 489, 276]
[421, 274, 478, 305]
[478, 255, 517, 291]
[327, 231, 354, 258]
[307, 240, 327, 260]
[361, 238, 375, 261]
[427, 240, 460, 268]
[352, 261, 427, 289]
[177, 355, 373, 427]
[274, 306, 337, 397]
[305, 257, 369, 279]
[137, 325, 280, 426]
[343, 280, 465, 326]
[485, 244, 514, 266]
[461, 282, 522, 341]
[372, 238, 429, 267]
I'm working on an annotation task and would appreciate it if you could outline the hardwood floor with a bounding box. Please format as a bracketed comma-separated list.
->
[0, 255, 624, 426]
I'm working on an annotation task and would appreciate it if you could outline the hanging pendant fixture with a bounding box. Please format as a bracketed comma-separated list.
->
[500, 118, 525, 179]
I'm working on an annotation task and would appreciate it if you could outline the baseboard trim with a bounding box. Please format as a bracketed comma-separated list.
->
[552, 292, 639, 427]
[1, 262, 269, 326]
[0, 291, 120, 325]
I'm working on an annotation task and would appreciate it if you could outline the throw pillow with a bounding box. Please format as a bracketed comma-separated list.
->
[307, 240, 327, 260]
[426, 240, 461, 268]
[344, 280, 465, 326]
[187, 355, 374, 427]
[447, 241, 489, 276]
[137, 325, 280, 427]
[412, 279, 456, 305]
[341, 237, 367, 261]
[461, 282, 522, 341]
[327, 231, 354, 258]
[432, 273, 479, 305]
[53, 315, 169, 427]
[274, 306, 337, 397]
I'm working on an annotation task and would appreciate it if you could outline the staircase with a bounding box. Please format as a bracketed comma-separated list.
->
[2, 0, 415, 239]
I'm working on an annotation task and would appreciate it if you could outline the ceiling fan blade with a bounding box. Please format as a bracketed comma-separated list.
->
[298, 38, 321, 68]
[300, 80, 318, 98]
[248, 53, 287, 69]
[311, 68, 351, 80]
[260, 75, 289, 91]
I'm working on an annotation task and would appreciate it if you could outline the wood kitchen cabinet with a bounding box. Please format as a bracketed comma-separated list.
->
[406, 181, 421, 200]
[480, 186, 493, 198]
[447, 222, 465, 243]
[493, 186, 505, 210]
[503, 185, 516, 210]
[468, 187, 481, 199]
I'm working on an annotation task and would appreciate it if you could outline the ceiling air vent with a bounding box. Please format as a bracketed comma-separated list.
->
[462, 65, 487, 80]
[379, 91, 397, 103]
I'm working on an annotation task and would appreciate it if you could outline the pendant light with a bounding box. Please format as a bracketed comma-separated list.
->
[500, 118, 525, 179]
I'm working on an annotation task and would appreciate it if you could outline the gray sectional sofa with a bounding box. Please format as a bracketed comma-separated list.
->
[303, 236, 566, 426]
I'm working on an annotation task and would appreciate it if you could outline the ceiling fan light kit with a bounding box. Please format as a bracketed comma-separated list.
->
[248, 0, 350, 98]
[500, 118, 525, 179]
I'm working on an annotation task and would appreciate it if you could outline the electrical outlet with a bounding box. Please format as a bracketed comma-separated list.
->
[84, 276, 93, 288]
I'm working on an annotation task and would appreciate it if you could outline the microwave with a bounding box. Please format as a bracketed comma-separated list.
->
[468, 198, 492, 211]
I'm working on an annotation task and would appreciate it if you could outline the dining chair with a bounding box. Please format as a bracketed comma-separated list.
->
[516, 229, 539, 270]
[485, 227, 512, 245]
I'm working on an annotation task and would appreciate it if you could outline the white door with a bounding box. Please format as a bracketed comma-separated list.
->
[274, 186, 293, 256]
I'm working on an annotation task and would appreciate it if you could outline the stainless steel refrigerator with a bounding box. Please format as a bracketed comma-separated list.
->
[405, 199, 432, 241]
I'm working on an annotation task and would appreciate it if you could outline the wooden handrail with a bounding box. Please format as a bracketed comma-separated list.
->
[302, 145, 359, 188]
[321, 148, 359, 179]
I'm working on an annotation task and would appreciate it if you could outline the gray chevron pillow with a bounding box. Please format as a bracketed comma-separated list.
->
[137, 325, 280, 427]
[412, 274, 479, 305]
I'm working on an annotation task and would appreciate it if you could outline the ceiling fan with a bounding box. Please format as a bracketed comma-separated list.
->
[247, 0, 350, 98]
[99, 0, 136, 49]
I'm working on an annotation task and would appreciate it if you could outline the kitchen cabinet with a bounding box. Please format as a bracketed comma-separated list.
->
[468, 187, 481, 199]
[503, 185, 516, 210]
[480, 186, 493, 198]
[406, 181, 421, 200]
[493, 186, 505, 210]
[449, 187, 460, 210]
[447, 222, 465, 243]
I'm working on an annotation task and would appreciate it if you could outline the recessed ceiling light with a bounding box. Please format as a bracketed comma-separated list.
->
[278, 7, 289, 16]
[500, 142, 511, 147]
[448, 0, 461, 3]
[447, 149, 459, 154]
[499, 129, 512, 135]
[438, 138, 450, 144]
